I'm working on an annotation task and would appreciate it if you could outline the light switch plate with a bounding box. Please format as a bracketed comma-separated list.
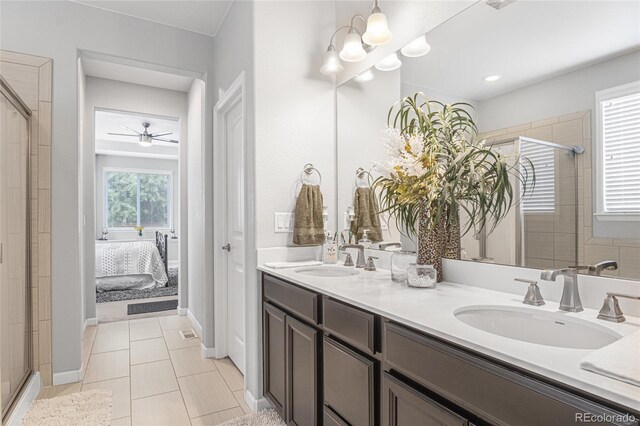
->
[274, 212, 294, 233]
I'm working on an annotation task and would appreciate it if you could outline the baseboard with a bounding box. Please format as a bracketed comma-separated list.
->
[186, 309, 203, 338]
[245, 389, 272, 413]
[201, 343, 216, 359]
[177, 307, 187, 316]
[6, 372, 40, 426]
[52, 368, 82, 386]
[83, 317, 98, 334]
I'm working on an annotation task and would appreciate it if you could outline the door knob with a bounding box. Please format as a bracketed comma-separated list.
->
[222, 243, 231, 252]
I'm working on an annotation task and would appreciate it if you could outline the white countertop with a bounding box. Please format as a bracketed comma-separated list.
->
[258, 263, 640, 413]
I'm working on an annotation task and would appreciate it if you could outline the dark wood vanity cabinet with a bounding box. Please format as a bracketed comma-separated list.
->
[261, 273, 638, 426]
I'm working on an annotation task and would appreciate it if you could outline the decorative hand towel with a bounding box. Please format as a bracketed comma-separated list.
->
[293, 184, 325, 245]
[580, 331, 640, 387]
[264, 260, 323, 269]
[351, 187, 383, 242]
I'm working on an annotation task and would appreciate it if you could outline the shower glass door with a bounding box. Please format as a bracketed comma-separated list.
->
[0, 78, 31, 417]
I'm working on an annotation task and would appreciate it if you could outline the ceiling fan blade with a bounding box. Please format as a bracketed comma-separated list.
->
[152, 138, 179, 144]
[108, 132, 138, 137]
[150, 132, 172, 137]
[120, 125, 142, 135]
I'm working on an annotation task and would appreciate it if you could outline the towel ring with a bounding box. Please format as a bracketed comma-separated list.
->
[355, 167, 373, 188]
[300, 163, 322, 185]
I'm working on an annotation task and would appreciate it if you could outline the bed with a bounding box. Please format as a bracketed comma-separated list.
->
[95, 232, 169, 292]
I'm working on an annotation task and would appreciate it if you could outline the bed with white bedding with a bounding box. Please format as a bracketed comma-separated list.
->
[95, 240, 168, 292]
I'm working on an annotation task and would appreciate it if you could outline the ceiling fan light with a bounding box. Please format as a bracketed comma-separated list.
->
[320, 45, 344, 75]
[139, 135, 152, 147]
[362, 7, 392, 46]
[401, 35, 431, 58]
[339, 28, 367, 62]
[375, 52, 402, 71]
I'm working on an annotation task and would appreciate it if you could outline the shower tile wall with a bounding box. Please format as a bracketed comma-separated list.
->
[481, 111, 640, 280]
[0, 50, 52, 386]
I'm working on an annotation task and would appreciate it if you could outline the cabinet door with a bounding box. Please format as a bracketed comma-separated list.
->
[263, 302, 286, 417]
[285, 315, 319, 426]
[324, 336, 376, 426]
[382, 373, 468, 426]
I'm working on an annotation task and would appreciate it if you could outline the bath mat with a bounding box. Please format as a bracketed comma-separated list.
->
[127, 298, 178, 315]
[22, 390, 111, 426]
[218, 408, 285, 426]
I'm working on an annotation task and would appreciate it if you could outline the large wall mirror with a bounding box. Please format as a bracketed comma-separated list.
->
[336, 0, 640, 280]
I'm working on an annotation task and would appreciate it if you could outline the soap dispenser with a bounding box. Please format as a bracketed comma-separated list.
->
[358, 229, 372, 249]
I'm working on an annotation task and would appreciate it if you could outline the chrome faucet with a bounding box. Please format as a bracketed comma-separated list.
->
[339, 244, 366, 268]
[588, 260, 618, 276]
[540, 267, 584, 312]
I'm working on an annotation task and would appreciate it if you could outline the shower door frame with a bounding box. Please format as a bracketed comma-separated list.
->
[0, 74, 33, 419]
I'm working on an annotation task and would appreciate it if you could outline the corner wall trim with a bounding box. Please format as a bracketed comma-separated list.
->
[177, 307, 187, 316]
[52, 368, 82, 386]
[186, 309, 203, 338]
[245, 389, 272, 413]
[6, 372, 41, 426]
[83, 317, 98, 333]
[201, 343, 216, 359]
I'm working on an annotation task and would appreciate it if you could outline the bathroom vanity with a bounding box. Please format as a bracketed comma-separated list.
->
[259, 267, 640, 426]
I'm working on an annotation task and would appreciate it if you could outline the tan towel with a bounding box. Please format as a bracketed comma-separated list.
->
[293, 184, 325, 245]
[350, 187, 383, 242]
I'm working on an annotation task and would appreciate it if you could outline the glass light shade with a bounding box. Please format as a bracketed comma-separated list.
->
[353, 69, 375, 83]
[339, 29, 367, 62]
[320, 46, 344, 75]
[401, 35, 431, 58]
[362, 11, 392, 46]
[139, 135, 152, 147]
[375, 52, 402, 71]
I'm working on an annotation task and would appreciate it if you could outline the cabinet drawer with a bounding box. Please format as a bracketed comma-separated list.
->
[323, 336, 376, 426]
[323, 296, 376, 355]
[263, 274, 319, 324]
[382, 372, 468, 426]
[383, 321, 634, 426]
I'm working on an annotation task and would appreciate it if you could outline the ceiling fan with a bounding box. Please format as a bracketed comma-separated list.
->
[108, 122, 178, 147]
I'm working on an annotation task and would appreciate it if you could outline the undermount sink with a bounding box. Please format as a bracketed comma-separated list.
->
[294, 266, 361, 278]
[454, 305, 622, 350]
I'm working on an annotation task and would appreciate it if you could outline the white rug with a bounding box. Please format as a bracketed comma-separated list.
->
[21, 390, 112, 426]
[219, 409, 285, 426]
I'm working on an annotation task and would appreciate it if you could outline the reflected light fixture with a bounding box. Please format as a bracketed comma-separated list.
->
[375, 52, 401, 71]
[401, 35, 431, 58]
[362, 0, 392, 46]
[353, 68, 375, 83]
[483, 74, 502, 82]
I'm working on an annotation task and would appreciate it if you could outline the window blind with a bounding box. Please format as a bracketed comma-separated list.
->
[521, 142, 555, 213]
[602, 92, 640, 213]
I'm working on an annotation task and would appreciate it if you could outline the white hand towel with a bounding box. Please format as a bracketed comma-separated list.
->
[264, 260, 323, 269]
[580, 330, 640, 387]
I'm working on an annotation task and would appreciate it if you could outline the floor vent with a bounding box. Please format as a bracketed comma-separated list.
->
[180, 329, 198, 340]
[486, 0, 516, 10]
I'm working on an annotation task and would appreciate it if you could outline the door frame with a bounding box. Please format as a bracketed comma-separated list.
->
[213, 72, 249, 362]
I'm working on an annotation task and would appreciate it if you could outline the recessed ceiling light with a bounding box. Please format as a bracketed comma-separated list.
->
[483, 74, 502, 82]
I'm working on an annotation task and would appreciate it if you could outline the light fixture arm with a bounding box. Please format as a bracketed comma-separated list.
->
[328, 25, 352, 48]
[350, 14, 366, 32]
[371, 0, 381, 13]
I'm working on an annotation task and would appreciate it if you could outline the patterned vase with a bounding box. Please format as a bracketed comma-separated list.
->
[416, 205, 461, 283]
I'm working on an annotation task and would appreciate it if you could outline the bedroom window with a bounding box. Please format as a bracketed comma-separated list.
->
[595, 81, 640, 221]
[105, 169, 172, 229]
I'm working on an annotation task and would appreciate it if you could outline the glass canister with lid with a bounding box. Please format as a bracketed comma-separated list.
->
[390, 251, 417, 284]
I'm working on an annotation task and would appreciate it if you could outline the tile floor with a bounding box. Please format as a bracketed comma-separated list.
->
[36, 315, 250, 426]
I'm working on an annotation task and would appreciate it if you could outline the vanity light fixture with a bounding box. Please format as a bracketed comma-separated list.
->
[401, 35, 431, 58]
[353, 68, 375, 83]
[362, 0, 393, 46]
[375, 52, 402, 71]
[483, 74, 502, 82]
[320, 44, 344, 75]
[340, 25, 367, 62]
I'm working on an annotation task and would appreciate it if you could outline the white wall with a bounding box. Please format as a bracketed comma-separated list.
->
[478, 50, 640, 239]
[254, 1, 337, 249]
[0, 0, 214, 375]
[94, 155, 179, 236]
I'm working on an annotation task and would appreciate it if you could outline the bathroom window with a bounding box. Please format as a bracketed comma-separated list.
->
[521, 141, 556, 213]
[105, 168, 172, 229]
[596, 81, 640, 220]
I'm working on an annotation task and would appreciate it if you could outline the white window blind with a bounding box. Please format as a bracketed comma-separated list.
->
[521, 141, 555, 213]
[601, 92, 640, 214]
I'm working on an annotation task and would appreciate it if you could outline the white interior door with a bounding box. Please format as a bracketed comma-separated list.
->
[224, 100, 245, 374]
